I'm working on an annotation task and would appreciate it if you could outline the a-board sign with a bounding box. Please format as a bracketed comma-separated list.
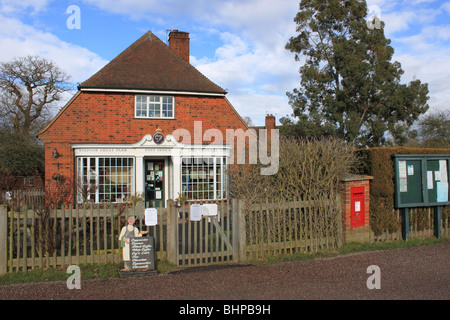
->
[393, 154, 450, 208]
[130, 236, 155, 271]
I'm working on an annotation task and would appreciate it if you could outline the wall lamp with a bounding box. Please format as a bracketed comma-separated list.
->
[52, 148, 60, 159]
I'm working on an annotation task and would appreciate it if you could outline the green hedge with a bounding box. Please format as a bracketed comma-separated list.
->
[357, 147, 450, 198]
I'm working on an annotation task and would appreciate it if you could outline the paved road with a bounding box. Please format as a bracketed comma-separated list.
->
[1, 244, 448, 302]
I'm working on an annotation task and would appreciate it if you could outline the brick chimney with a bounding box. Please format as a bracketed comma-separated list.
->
[265, 114, 276, 131]
[168, 30, 190, 63]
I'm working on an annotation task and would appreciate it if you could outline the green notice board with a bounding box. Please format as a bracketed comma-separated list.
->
[393, 155, 450, 208]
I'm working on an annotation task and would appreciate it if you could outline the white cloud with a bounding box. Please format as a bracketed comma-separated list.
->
[0, 13, 108, 113]
[227, 92, 292, 126]
[0, 0, 52, 14]
[0, 14, 107, 83]
[81, 0, 300, 123]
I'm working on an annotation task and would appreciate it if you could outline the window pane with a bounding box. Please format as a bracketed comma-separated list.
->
[78, 157, 134, 203]
[136, 96, 147, 117]
[136, 95, 173, 118]
[181, 157, 225, 200]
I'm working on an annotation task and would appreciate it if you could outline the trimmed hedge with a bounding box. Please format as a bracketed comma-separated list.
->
[356, 147, 450, 198]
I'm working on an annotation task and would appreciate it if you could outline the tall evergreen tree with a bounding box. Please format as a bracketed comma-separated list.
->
[285, 0, 429, 147]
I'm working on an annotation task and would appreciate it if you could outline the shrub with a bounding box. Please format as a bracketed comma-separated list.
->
[229, 136, 359, 204]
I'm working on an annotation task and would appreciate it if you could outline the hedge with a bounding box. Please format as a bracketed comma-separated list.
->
[356, 147, 450, 198]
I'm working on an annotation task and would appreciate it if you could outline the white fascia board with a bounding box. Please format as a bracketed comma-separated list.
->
[79, 87, 226, 97]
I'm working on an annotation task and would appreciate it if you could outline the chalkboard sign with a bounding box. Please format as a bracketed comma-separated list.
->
[130, 236, 155, 271]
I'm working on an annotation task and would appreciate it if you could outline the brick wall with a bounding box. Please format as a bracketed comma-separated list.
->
[38, 91, 247, 188]
[340, 176, 373, 243]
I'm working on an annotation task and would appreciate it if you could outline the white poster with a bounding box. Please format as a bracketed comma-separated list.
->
[399, 161, 407, 178]
[435, 171, 441, 181]
[354, 201, 361, 212]
[407, 165, 414, 176]
[427, 171, 434, 190]
[190, 204, 202, 221]
[144, 208, 158, 226]
[202, 204, 218, 216]
[437, 182, 449, 202]
[400, 177, 408, 192]
[439, 160, 448, 183]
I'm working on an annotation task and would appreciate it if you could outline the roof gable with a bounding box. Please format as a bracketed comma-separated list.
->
[79, 31, 226, 94]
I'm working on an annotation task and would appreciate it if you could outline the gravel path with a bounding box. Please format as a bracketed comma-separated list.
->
[1, 244, 449, 301]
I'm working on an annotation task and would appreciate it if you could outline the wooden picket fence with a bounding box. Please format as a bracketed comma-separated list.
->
[0, 189, 45, 208]
[0, 199, 236, 273]
[174, 199, 234, 267]
[1, 196, 344, 273]
[0, 202, 167, 273]
[2, 196, 447, 274]
[243, 196, 344, 259]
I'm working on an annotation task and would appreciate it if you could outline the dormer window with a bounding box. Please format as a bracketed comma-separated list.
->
[135, 95, 174, 118]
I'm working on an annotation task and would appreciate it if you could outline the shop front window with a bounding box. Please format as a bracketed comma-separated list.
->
[181, 157, 227, 200]
[77, 157, 134, 203]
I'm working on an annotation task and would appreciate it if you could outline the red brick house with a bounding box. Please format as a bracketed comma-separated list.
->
[38, 30, 249, 206]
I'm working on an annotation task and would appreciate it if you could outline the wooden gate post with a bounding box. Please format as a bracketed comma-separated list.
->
[232, 199, 246, 262]
[166, 200, 178, 265]
[0, 205, 7, 275]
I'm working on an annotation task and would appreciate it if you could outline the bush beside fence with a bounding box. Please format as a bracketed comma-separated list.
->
[370, 206, 450, 243]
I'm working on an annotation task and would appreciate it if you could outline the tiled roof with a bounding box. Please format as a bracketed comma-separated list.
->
[79, 31, 226, 94]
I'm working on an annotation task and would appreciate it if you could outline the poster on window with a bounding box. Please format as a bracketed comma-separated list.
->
[437, 182, 449, 202]
[439, 160, 448, 183]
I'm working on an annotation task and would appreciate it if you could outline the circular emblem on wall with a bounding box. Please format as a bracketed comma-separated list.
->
[153, 132, 165, 145]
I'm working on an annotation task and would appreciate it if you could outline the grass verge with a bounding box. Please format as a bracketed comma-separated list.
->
[1, 236, 449, 286]
[247, 236, 450, 265]
[0, 260, 177, 286]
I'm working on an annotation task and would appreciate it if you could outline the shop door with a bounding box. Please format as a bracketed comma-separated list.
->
[144, 159, 165, 208]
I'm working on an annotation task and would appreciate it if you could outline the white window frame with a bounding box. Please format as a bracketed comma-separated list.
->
[135, 95, 174, 119]
[77, 156, 135, 203]
[181, 157, 227, 200]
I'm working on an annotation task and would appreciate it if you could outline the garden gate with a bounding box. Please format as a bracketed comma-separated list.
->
[166, 199, 236, 267]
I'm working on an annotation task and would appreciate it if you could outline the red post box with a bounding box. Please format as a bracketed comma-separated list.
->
[350, 186, 365, 227]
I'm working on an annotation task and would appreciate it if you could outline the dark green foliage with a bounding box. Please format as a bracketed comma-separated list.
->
[356, 147, 450, 198]
[0, 130, 44, 177]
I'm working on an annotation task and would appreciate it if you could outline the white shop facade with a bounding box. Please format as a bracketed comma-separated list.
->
[72, 133, 231, 207]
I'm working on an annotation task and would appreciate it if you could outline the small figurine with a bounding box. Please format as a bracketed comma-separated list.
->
[119, 216, 148, 271]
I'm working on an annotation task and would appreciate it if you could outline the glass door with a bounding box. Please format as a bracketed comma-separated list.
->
[144, 159, 165, 208]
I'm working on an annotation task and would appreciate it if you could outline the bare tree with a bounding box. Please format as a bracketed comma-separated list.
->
[0, 55, 71, 136]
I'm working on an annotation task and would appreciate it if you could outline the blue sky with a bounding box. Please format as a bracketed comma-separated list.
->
[0, 0, 449, 126]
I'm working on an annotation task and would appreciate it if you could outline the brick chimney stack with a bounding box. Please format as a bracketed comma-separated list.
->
[265, 114, 276, 131]
[168, 30, 190, 63]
